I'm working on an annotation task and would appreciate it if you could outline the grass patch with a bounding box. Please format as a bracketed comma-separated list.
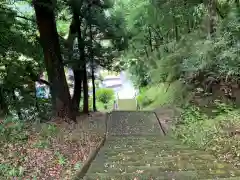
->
[137, 81, 188, 110]
[136, 80, 240, 167]
[80, 96, 114, 113]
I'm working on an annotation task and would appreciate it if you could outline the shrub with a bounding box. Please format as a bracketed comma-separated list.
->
[137, 81, 188, 109]
[136, 93, 153, 108]
[96, 88, 114, 105]
[172, 103, 240, 166]
[0, 116, 29, 143]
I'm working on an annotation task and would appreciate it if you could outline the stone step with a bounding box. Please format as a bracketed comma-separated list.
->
[203, 177, 240, 180]
[85, 111, 239, 180]
[99, 161, 233, 171]
[84, 169, 240, 180]
[90, 163, 240, 173]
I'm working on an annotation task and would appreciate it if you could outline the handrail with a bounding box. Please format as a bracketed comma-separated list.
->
[153, 111, 166, 136]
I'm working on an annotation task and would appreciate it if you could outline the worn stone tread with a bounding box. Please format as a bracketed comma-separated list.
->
[84, 111, 240, 179]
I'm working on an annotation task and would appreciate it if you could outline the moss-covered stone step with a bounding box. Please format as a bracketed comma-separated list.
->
[85, 168, 239, 180]
[107, 111, 163, 136]
[86, 137, 240, 179]
[87, 155, 240, 174]
[84, 111, 240, 179]
[203, 178, 240, 180]
[92, 162, 237, 173]
[104, 147, 214, 158]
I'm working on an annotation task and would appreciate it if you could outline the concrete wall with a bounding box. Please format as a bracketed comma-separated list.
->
[117, 99, 137, 111]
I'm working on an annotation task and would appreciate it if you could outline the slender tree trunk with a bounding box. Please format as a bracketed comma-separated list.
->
[66, 20, 83, 114]
[82, 65, 89, 113]
[72, 69, 82, 113]
[208, 0, 216, 35]
[203, 0, 217, 36]
[33, 0, 75, 121]
[184, 0, 192, 33]
[72, 12, 89, 114]
[91, 66, 97, 111]
[236, 0, 240, 8]
[0, 87, 8, 116]
[144, 46, 149, 60]
[88, 16, 97, 112]
[148, 26, 153, 52]
[173, 16, 179, 41]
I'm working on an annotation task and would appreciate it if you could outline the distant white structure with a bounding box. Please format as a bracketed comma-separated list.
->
[117, 72, 137, 99]
[101, 74, 122, 98]
[35, 69, 138, 102]
[102, 76, 122, 87]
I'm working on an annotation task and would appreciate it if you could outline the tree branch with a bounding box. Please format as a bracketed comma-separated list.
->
[37, 79, 50, 86]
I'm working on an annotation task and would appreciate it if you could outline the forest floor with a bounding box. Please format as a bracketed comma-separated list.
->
[0, 112, 106, 180]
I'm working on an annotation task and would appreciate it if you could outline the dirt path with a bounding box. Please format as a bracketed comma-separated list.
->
[83, 111, 240, 179]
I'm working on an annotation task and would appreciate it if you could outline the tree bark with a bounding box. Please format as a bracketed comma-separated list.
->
[0, 87, 8, 116]
[72, 69, 82, 113]
[89, 22, 97, 112]
[66, 19, 83, 114]
[173, 16, 179, 41]
[206, 0, 217, 36]
[82, 64, 89, 113]
[148, 26, 153, 52]
[72, 12, 89, 114]
[91, 66, 97, 111]
[33, 0, 75, 121]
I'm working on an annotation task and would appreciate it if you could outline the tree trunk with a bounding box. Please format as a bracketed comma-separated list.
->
[89, 22, 97, 112]
[236, 0, 240, 8]
[66, 19, 83, 114]
[33, 0, 75, 121]
[148, 26, 153, 52]
[173, 16, 179, 41]
[82, 65, 89, 113]
[205, 0, 217, 36]
[91, 64, 97, 112]
[0, 87, 8, 116]
[72, 12, 89, 114]
[72, 69, 82, 113]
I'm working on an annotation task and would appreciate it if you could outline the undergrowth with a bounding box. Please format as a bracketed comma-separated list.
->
[137, 81, 188, 110]
[139, 81, 240, 167]
[0, 114, 103, 179]
[172, 102, 240, 167]
[0, 117, 59, 179]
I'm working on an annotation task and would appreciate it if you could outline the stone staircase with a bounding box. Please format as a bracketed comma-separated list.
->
[83, 111, 240, 179]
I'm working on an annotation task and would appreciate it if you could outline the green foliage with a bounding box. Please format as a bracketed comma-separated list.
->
[0, 0, 50, 121]
[39, 123, 59, 139]
[33, 140, 50, 149]
[172, 103, 240, 166]
[116, 0, 240, 93]
[0, 163, 24, 178]
[74, 162, 82, 170]
[96, 88, 114, 105]
[136, 90, 153, 108]
[137, 81, 188, 109]
[0, 116, 29, 143]
[0, 0, 127, 119]
[54, 151, 67, 166]
[178, 105, 208, 125]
